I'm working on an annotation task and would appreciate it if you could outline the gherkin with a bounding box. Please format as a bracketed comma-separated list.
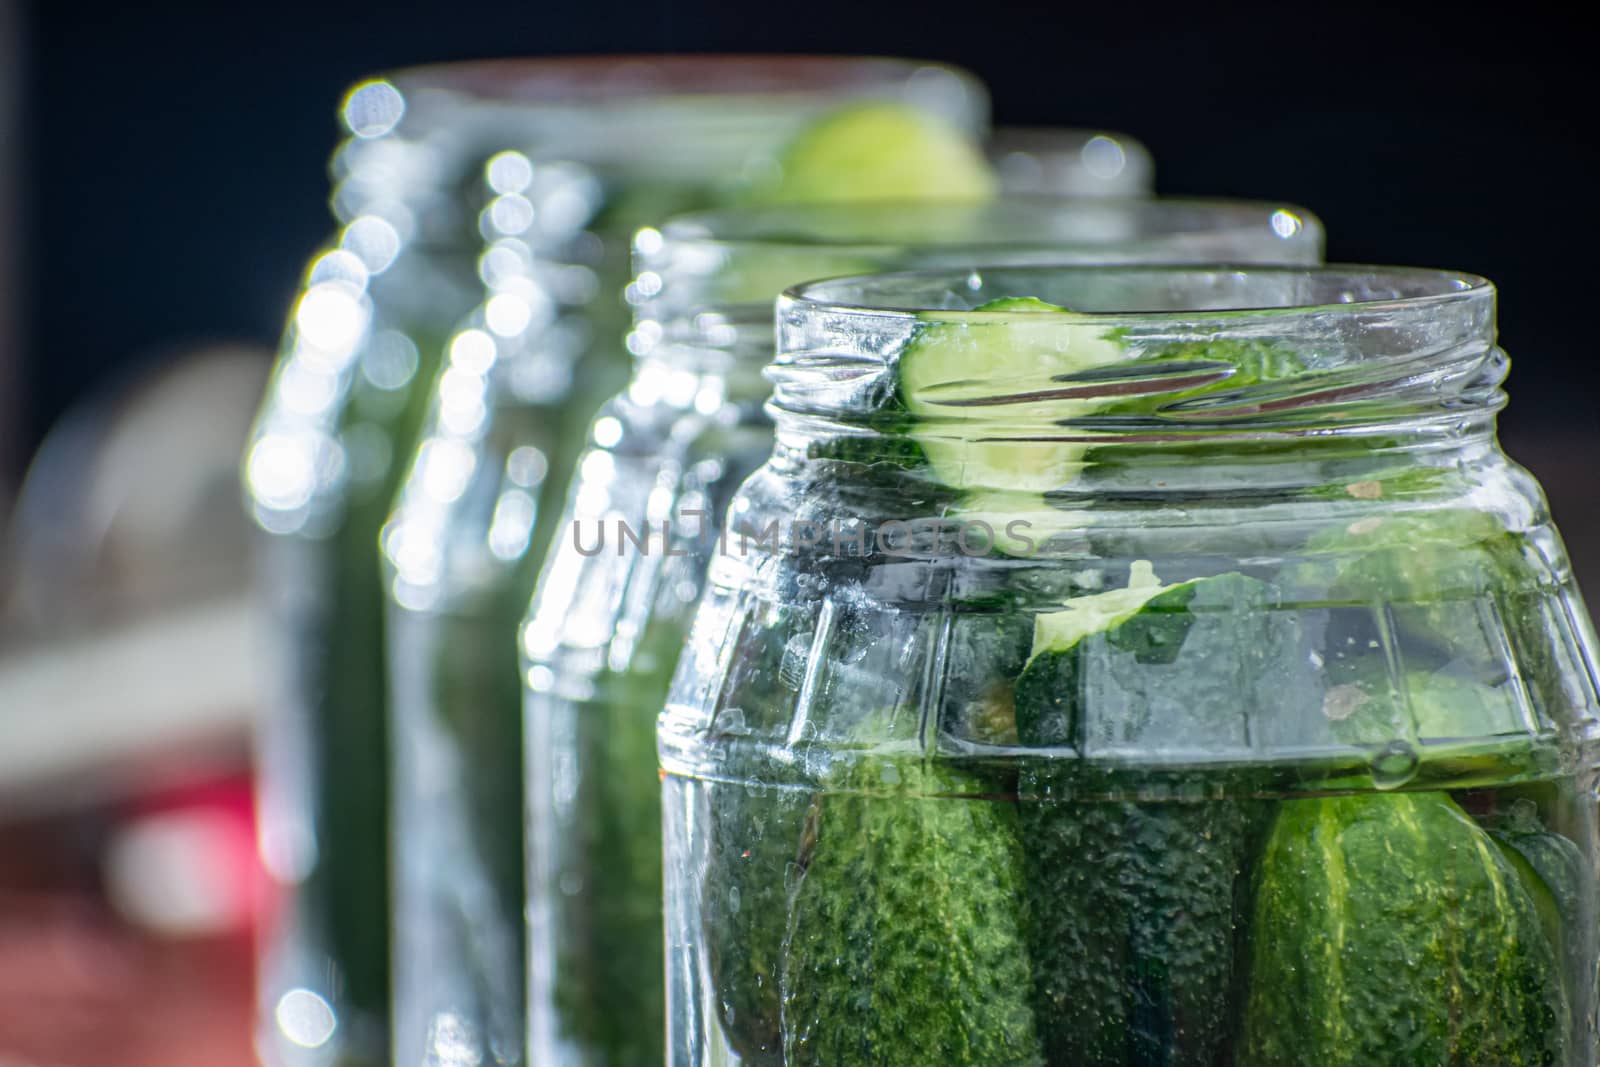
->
[1012, 570, 1283, 1066]
[701, 772, 811, 1065]
[697, 611, 812, 1063]
[1241, 791, 1566, 1066]
[781, 753, 1045, 1067]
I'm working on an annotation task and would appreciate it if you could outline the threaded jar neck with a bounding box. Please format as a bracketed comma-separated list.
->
[628, 200, 1326, 407]
[769, 265, 1502, 480]
[330, 56, 989, 249]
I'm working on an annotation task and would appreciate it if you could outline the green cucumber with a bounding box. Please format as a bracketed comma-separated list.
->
[781, 751, 1044, 1066]
[898, 296, 1124, 496]
[893, 310, 1327, 556]
[751, 101, 997, 204]
[1011, 569, 1286, 1065]
[1241, 791, 1567, 1066]
[1490, 811, 1588, 1013]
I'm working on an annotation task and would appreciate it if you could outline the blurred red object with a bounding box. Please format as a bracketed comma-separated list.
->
[0, 773, 262, 1067]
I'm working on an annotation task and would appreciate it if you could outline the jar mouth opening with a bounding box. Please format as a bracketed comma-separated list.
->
[779, 264, 1491, 326]
[652, 199, 1320, 259]
[769, 264, 1503, 440]
[383, 54, 981, 107]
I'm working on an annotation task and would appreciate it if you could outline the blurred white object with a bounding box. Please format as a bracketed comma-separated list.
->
[6, 345, 270, 630]
[989, 126, 1154, 197]
[106, 804, 255, 935]
[0, 345, 271, 811]
[0, 597, 259, 810]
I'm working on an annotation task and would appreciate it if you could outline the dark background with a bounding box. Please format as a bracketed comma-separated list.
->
[10, 0, 1598, 548]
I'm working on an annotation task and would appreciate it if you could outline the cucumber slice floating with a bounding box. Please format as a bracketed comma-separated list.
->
[752, 101, 997, 204]
[1027, 559, 1164, 657]
[898, 296, 1125, 496]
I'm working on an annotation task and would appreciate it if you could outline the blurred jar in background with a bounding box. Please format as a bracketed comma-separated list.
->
[519, 197, 1321, 1065]
[244, 72, 528, 1067]
[246, 56, 988, 1067]
[988, 126, 1153, 197]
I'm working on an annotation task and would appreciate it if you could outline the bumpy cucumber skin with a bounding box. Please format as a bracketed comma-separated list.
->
[1241, 792, 1566, 1066]
[698, 615, 808, 1063]
[1011, 573, 1277, 1066]
[1017, 791, 1255, 1067]
[1490, 807, 1591, 1027]
[702, 774, 810, 1066]
[782, 756, 1045, 1067]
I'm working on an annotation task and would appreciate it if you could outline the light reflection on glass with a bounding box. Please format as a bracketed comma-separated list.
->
[633, 226, 664, 256]
[488, 489, 538, 562]
[988, 127, 1153, 198]
[295, 282, 369, 356]
[525, 663, 556, 692]
[275, 988, 338, 1049]
[246, 434, 317, 517]
[632, 270, 663, 298]
[278, 360, 340, 417]
[341, 79, 405, 139]
[448, 328, 497, 374]
[485, 293, 534, 338]
[424, 1011, 486, 1067]
[1272, 209, 1305, 238]
[479, 242, 529, 288]
[592, 415, 623, 448]
[486, 150, 534, 195]
[1081, 134, 1128, 179]
[360, 330, 420, 391]
[341, 215, 402, 274]
[487, 193, 535, 236]
[417, 437, 477, 505]
[506, 445, 549, 488]
[307, 248, 369, 287]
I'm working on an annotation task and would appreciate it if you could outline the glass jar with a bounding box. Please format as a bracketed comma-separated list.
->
[660, 265, 1600, 1066]
[243, 71, 526, 1067]
[521, 202, 1321, 1065]
[365, 57, 989, 1067]
[988, 127, 1153, 197]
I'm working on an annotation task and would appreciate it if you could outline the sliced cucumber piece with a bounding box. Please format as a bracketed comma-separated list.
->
[898, 296, 1125, 495]
[752, 102, 997, 204]
[1028, 559, 1165, 660]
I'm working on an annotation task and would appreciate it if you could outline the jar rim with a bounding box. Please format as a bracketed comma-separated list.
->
[652, 198, 1320, 259]
[778, 264, 1492, 327]
[384, 55, 983, 105]
[336, 56, 987, 185]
